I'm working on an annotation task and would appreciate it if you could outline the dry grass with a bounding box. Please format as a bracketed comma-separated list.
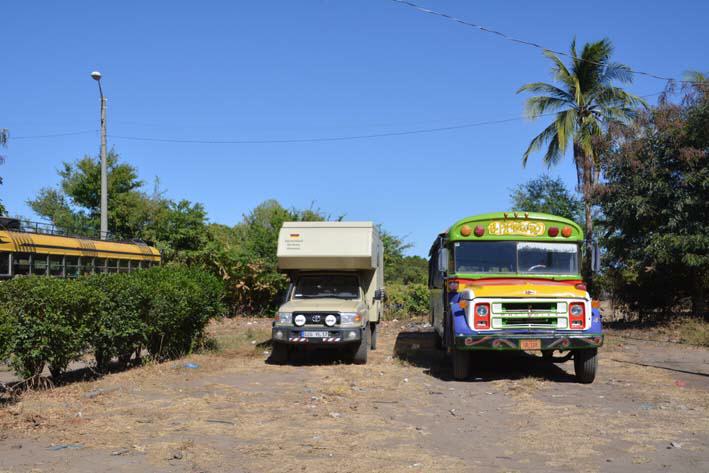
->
[608, 316, 709, 347]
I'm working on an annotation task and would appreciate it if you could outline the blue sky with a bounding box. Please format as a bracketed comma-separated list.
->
[2, 1, 706, 256]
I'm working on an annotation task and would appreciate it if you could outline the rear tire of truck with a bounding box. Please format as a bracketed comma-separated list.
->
[351, 328, 370, 365]
[270, 342, 289, 364]
[370, 323, 378, 350]
[573, 348, 598, 384]
[452, 349, 470, 380]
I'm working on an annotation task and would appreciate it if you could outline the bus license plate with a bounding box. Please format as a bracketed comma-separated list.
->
[302, 331, 329, 338]
[520, 339, 541, 350]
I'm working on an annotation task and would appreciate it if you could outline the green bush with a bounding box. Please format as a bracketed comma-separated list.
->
[0, 277, 99, 380]
[0, 266, 226, 383]
[84, 273, 149, 371]
[384, 283, 430, 319]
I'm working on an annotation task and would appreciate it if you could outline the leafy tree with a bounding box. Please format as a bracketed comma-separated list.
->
[518, 38, 646, 283]
[381, 229, 427, 285]
[510, 175, 583, 223]
[599, 77, 708, 317]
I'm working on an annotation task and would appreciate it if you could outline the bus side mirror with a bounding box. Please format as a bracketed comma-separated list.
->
[374, 289, 385, 301]
[592, 242, 601, 274]
[437, 248, 449, 273]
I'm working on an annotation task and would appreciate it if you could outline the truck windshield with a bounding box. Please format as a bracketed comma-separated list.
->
[454, 241, 579, 275]
[294, 275, 360, 299]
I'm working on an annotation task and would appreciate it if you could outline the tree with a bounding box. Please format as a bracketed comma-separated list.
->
[510, 175, 583, 223]
[380, 229, 427, 285]
[599, 76, 708, 317]
[518, 38, 646, 283]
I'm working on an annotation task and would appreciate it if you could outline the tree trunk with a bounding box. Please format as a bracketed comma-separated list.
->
[575, 143, 595, 291]
[690, 269, 707, 320]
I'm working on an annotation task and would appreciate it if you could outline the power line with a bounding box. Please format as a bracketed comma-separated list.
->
[12, 129, 97, 140]
[389, 0, 699, 85]
[11, 91, 664, 145]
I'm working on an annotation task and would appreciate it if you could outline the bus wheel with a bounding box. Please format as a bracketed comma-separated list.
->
[452, 350, 470, 380]
[270, 342, 289, 364]
[542, 350, 554, 361]
[370, 323, 378, 351]
[574, 348, 598, 384]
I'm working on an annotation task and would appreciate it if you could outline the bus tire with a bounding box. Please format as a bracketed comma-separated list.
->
[270, 342, 289, 364]
[452, 349, 470, 380]
[574, 348, 598, 384]
[370, 323, 378, 350]
[351, 328, 370, 365]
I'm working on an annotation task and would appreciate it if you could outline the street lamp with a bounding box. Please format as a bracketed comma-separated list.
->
[91, 71, 108, 240]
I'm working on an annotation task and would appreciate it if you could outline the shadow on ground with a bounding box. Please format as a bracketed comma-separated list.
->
[393, 330, 577, 383]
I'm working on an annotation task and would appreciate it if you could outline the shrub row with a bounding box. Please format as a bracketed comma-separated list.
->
[384, 283, 430, 319]
[0, 266, 225, 382]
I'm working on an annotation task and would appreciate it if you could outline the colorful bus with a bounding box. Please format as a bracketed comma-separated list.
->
[428, 212, 602, 383]
[0, 218, 160, 278]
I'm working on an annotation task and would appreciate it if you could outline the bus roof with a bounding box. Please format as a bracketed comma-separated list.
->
[447, 212, 583, 243]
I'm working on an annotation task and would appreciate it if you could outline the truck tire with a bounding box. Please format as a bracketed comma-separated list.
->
[574, 348, 598, 384]
[270, 342, 289, 364]
[351, 328, 370, 365]
[452, 349, 470, 380]
[370, 323, 378, 350]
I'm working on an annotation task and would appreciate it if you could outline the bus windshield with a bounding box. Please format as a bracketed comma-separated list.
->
[454, 241, 579, 275]
[293, 275, 360, 299]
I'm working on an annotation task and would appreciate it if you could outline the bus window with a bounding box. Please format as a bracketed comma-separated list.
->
[142, 261, 151, 269]
[31, 254, 48, 276]
[118, 259, 129, 273]
[65, 256, 80, 277]
[94, 258, 106, 273]
[13, 253, 31, 276]
[49, 255, 64, 276]
[81, 258, 94, 275]
[107, 259, 118, 273]
[0, 252, 11, 276]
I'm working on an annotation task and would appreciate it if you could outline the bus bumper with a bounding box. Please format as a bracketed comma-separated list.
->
[453, 332, 603, 351]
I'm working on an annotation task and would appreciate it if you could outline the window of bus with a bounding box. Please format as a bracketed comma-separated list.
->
[32, 254, 49, 275]
[49, 255, 64, 276]
[65, 256, 80, 277]
[118, 259, 129, 273]
[13, 253, 31, 276]
[94, 258, 107, 273]
[0, 252, 11, 277]
[454, 242, 516, 274]
[81, 257, 94, 275]
[107, 259, 118, 273]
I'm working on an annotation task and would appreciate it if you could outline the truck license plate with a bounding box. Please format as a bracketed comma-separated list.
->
[520, 339, 542, 350]
[302, 331, 330, 338]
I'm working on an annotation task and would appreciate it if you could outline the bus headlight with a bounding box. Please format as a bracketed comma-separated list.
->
[339, 312, 362, 326]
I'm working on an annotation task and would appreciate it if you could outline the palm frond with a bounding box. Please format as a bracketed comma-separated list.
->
[543, 51, 575, 90]
[601, 62, 633, 84]
[522, 121, 559, 167]
[524, 96, 572, 118]
[0, 129, 8, 147]
[517, 82, 574, 101]
[555, 109, 577, 155]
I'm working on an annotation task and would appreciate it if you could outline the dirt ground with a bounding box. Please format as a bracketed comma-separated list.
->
[1, 318, 708, 473]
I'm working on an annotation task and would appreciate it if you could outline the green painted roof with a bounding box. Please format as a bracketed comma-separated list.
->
[448, 211, 583, 242]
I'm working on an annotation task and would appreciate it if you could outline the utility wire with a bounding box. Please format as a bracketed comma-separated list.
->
[13, 129, 97, 140]
[12, 92, 664, 144]
[390, 0, 700, 85]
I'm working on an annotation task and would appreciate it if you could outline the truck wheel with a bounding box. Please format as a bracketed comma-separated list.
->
[452, 349, 470, 380]
[574, 348, 598, 384]
[351, 328, 370, 365]
[270, 342, 289, 364]
[542, 350, 554, 361]
[433, 330, 443, 350]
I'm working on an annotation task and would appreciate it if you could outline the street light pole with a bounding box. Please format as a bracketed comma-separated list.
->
[91, 71, 108, 240]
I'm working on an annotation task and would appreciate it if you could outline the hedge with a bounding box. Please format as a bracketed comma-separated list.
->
[0, 265, 225, 383]
[384, 283, 430, 319]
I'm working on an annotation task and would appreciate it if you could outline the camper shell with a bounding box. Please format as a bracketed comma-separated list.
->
[271, 222, 384, 364]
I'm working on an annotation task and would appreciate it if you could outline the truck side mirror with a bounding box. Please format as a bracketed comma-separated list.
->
[592, 241, 601, 274]
[437, 248, 449, 273]
[374, 289, 385, 301]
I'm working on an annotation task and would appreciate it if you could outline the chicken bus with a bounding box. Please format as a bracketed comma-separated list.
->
[428, 212, 603, 383]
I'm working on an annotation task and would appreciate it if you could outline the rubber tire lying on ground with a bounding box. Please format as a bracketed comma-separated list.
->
[573, 348, 598, 384]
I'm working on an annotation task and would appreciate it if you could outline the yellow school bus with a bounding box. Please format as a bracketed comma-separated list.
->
[0, 217, 160, 278]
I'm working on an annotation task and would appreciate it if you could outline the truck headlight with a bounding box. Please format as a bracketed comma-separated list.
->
[339, 312, 362, 326]
[276, 312, 292, 325]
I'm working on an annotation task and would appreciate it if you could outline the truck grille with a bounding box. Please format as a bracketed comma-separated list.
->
[501, 302, 557, 313]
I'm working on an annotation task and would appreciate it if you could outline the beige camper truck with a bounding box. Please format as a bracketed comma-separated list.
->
[271, 222, 384, 364]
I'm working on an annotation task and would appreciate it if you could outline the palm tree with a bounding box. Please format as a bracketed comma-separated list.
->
[518, 38, 646, 283]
